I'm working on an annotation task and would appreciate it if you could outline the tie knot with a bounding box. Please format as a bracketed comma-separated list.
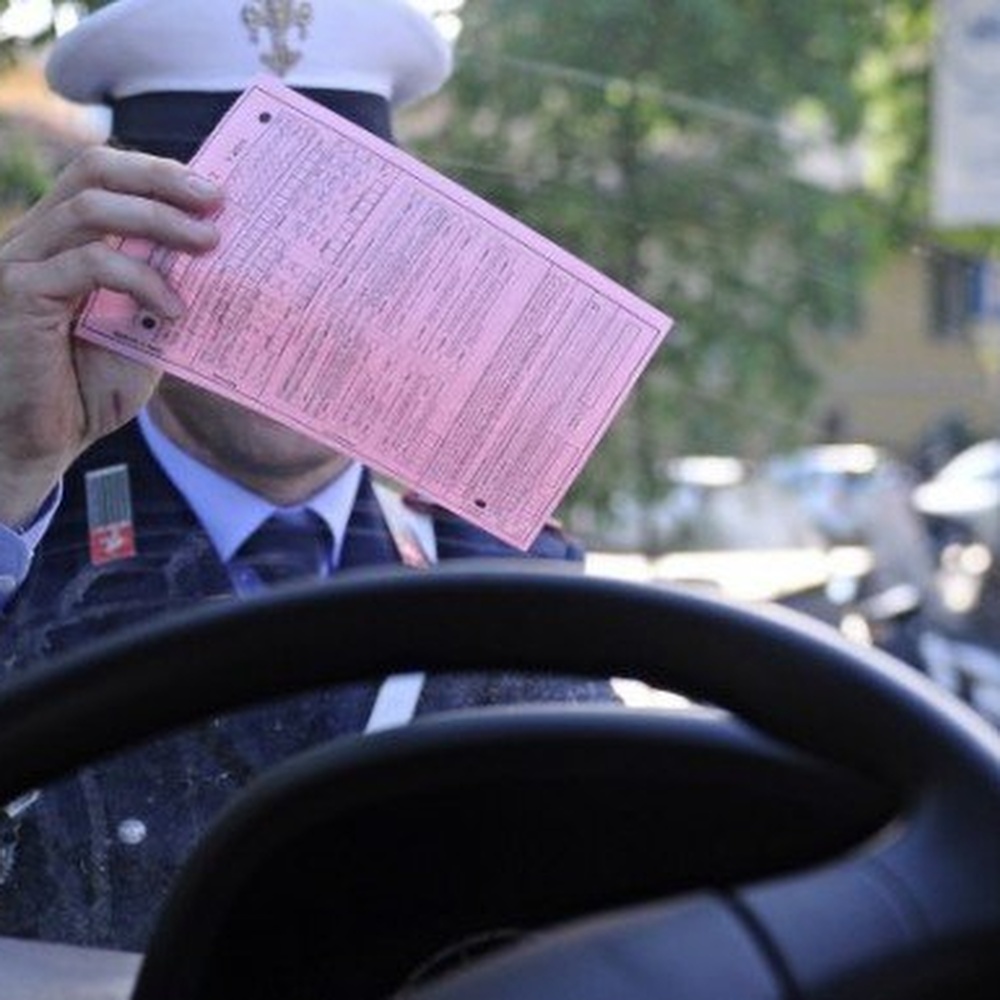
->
[232, 510, 332, 588]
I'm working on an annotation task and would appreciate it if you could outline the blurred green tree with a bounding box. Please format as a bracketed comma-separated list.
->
[0, 0, 111, 62]
[406, 0, 932, 545]
[0, 130, 48, 207]
[0, 0, 939, 546]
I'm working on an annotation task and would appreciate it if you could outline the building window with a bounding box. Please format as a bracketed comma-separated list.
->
[927, 249, 978, 340]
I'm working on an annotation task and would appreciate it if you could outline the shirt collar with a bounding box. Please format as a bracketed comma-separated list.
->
[138, 409, 363, 565]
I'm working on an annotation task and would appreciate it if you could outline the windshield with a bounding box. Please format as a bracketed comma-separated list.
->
[0, 0, 997, 977]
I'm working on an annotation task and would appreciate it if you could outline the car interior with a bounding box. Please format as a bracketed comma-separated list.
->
[3, 1, 1000, 998]
[2, 563, 1000, 998]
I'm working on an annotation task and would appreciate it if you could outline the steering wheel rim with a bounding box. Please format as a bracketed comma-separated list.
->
[1, 561, 999, 998]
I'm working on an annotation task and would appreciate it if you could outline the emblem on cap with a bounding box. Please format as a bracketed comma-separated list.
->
[242, 0, 313, 77]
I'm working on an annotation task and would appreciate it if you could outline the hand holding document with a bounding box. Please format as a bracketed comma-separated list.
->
[77, 76, 672, 548]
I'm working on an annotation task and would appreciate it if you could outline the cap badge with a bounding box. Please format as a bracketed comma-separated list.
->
[241, 0, 313, 77]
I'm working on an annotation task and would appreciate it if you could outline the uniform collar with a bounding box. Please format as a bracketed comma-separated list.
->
[137, 409, 363, 565]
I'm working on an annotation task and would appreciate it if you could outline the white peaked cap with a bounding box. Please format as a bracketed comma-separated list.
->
[46, 0, 453, 108]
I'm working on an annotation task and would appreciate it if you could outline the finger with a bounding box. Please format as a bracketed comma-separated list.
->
[47, 145, 223, 216]
[6, 188, 221, 261]
[1, 146, 224, 263]
[1, 243, 187, 322]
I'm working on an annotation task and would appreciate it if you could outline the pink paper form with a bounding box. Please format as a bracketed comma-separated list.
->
[76, 76, 673, 549]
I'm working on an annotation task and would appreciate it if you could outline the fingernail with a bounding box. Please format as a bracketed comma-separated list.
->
[162, 291, 186, 320]
[190, 218, 220, 242]
[186, 173, 223, 199]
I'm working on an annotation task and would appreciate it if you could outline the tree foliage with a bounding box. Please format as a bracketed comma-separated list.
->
[0, 0, 110, 62]
[1, 0, 940, 543]
[406, 0, 932, 536]
[0, 132, 48, 206]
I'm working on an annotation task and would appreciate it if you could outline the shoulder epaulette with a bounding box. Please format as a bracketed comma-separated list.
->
[401, 490, 438, 515]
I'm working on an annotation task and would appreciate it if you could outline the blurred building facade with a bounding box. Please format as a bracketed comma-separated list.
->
[813, 247, 997, 460]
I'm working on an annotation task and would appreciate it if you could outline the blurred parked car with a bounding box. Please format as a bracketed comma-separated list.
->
[657, 444, 936, 605]
[760, 444, 939, 599]
[586, 443, 942, 672]
[912, 439, 1000, 553]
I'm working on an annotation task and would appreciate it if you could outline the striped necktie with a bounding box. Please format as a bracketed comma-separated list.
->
[232, 510, 332, 588]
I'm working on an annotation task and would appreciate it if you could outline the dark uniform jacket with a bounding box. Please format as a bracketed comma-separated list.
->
[0, 422, 610, 950]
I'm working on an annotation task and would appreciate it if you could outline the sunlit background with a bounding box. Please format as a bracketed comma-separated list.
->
[0, 0, 466, 41]
[0, 0, 82, 39]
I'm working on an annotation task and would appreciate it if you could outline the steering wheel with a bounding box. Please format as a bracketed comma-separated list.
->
[1, 562, 999, 1000]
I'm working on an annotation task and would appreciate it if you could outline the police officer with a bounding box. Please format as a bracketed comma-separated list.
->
[0, 0, 612, 949]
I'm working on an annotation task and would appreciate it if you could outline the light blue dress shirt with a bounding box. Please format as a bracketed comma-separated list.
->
[0, 410, 365, 606]
[0, 487, 61, 605]
[137, 411, 362, 571]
